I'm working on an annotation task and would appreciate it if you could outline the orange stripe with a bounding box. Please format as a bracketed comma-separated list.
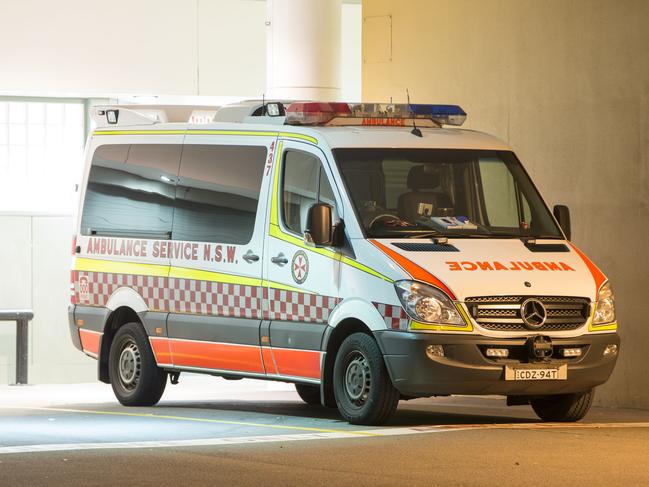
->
[261, 347, 278, 375]
[149, 337, 172, 365]
[169, 339, 264, 373]
[79, 329, 101, 356]
[370, 239, 456, 299]
[569, 243, 607, 294]
[272, 348, 321, 379]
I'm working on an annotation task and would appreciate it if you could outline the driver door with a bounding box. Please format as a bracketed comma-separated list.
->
[263, 141, 342, 381]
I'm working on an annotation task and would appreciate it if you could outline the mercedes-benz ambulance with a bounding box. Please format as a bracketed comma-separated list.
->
[69, 101, 619, 425]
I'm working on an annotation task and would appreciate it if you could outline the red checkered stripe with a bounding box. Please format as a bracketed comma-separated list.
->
[373, 302, 409, 330]
[71, 271, 338, 323]
[266, 289, 341, 323]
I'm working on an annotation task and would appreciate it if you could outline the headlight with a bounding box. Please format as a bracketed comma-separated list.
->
[593, 281, 615, 325]
[394, 280, 464, 326]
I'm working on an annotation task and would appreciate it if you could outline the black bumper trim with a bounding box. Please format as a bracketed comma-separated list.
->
[374, 330, 620, 397]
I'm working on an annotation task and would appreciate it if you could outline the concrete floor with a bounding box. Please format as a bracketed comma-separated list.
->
[1, 375, 649, 486]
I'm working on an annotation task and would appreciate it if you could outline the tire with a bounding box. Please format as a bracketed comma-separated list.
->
[108, 322, 167, 406]
[295, 383, 321, 405]
[333, 332, 400, 425]
[531, 389, 594, 422]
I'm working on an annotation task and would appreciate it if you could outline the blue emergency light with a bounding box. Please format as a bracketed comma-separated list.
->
[285, 102, 467, 127]
[408, 104, 467, 126]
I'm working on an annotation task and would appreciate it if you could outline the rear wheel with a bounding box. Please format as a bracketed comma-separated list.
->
[531, 389, 594, 422]
[108, 322, 167, 406]
[333, 332, 399, 425]
[295, 383, 321, 405]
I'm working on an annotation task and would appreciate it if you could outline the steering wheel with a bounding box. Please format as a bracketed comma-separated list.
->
[368, 213, 402, 229]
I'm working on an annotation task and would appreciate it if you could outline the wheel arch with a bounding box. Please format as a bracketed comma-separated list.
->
[98, 306, 145, 383]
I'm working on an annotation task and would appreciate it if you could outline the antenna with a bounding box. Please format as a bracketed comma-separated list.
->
[406, 89, 422, 137]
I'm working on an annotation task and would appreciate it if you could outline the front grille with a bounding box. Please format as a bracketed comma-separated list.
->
[465, 296, 590, 332]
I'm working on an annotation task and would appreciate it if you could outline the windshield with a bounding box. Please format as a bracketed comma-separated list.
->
[333, 148, 562, 239]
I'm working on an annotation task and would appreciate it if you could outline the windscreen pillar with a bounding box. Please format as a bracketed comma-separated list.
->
[266, 0, 342, 101]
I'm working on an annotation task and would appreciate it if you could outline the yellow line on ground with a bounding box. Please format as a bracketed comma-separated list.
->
[23, 407, 379, 437]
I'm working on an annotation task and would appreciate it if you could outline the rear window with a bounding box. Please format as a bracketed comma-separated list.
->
[171, 144, 267, 244]
[80, 144, 181, 239]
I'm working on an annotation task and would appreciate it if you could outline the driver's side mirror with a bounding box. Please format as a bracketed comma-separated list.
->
[305, 203, 334, 246]
[553, 204, 571, 241]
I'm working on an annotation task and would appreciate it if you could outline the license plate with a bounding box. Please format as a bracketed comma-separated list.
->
[505, 364, 567, 381]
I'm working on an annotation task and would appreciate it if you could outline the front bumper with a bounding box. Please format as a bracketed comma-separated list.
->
[374, 330, 620, 397]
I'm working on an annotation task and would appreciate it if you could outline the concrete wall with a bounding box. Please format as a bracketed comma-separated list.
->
[0, 215, 96, 384]
[362, 0, 649, 409]
[0, 0, 361, 100]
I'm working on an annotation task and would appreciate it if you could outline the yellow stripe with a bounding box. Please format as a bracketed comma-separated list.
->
[75, 257, 169, 277]
[94, 129, 318, 145]
[262, 279, 315, 294]
[410, 303, 474, 332]
[269, 140, 284, 226]
[169, 266, 261, 287]
[33, 408, 377, 436]
[76, 258, 314, 293]
[269, 225, 391, 282]
[590, 321, 618, 332]
[278, 131, 318, 145]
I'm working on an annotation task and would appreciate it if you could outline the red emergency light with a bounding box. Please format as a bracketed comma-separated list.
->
[284, 102, 467, 127]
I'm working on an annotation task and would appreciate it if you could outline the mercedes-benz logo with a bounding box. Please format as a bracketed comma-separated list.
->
[520, 298, 547, 329]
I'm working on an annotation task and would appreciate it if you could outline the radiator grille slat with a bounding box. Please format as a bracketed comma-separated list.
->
[465, 295, 590, 332]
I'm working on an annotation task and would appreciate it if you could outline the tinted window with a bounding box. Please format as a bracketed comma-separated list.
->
[172, 145, 266, 244]
[80, 144, 181, 238]
[282, 150, 337, 235]
[334, 148, 562, 238]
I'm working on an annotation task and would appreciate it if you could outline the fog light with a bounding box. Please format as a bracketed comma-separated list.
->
[426, 344, 444, 359]
[561, 348, 582, 358]
[485, 348, 509, 358]
[603, 344, 618, 357]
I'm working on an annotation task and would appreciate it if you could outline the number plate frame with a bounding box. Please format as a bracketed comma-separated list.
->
[504, 364, 568, 381]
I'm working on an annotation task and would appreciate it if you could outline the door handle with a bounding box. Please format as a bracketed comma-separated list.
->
[242, 250, 260, 263]
[271, 253, 288, 266]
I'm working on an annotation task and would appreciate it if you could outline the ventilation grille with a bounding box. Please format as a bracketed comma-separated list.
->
[391, 242, 459, 252]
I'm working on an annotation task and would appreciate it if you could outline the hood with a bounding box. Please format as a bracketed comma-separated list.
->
[372, 239, 602, 302]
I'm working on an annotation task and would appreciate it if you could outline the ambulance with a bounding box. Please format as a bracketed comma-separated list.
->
[69, 101, 619, 425]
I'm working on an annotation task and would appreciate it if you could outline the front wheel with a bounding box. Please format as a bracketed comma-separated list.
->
[333, 332, 399, 425]
[531, 389, 594, 422]
[108, 322, 167, 406]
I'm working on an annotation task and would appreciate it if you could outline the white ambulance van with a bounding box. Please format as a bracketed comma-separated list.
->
[69, 101, 619, 425]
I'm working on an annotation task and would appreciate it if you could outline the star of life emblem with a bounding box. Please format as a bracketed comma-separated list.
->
[291, 250, 309, 284]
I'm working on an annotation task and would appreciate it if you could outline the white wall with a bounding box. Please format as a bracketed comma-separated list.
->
[0, 0, 361, 100]
[0, 215, 96, 384]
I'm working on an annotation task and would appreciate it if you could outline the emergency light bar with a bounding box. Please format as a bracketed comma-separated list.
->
[285, 102, 467, 127]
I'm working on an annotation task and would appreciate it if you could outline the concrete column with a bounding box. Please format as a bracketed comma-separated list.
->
[266, 0, 342, 101]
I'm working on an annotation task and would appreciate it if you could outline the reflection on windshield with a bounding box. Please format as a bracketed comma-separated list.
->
[333, 148, 562, 239]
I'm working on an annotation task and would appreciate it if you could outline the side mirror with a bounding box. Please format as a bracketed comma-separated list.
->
[305, 203, 333, 246]
[553, 204, 571, 241]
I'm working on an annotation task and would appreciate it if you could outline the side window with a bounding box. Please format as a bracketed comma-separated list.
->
[282, 150, 337, 235]
[172, 144, 266, 244]
[80, 144, 181, 238]
[479, 158, 526, 228]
